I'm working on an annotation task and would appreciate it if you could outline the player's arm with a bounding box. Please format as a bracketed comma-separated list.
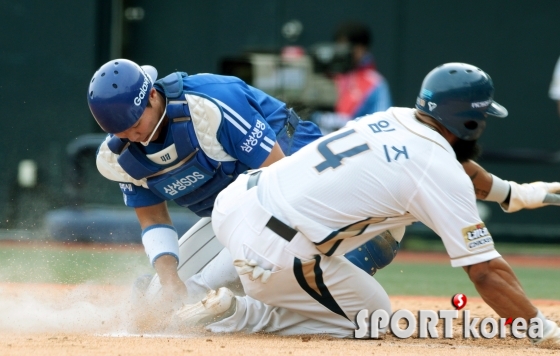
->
[259, 142, 285, 167]
[96, 138, 186, 303]
[462, 257, 560, 345]
[461, 160, 493, 199]
[462, 160, 560, 212]
[463, 257, 536, 319]
[135, 202, 187, 303]
[212, 91, 286, 168]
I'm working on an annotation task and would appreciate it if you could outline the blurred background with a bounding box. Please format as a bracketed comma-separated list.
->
[1, 0, 559, 247]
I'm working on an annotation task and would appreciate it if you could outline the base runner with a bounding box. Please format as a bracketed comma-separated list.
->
[173, 63, 560, 345]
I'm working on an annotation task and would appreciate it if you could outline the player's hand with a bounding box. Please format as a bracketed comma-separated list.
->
[160, 278, 188, 310]
[128, 278, 188, 334]
[501, 181, 560, 212]
[233, 259, 272, 283]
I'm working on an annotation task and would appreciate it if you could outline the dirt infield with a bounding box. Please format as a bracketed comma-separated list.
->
[0, 282, 558, 355]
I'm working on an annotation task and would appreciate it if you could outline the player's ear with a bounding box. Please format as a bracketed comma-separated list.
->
[147, 88, 159, 107]
[149, 87, 159, 99]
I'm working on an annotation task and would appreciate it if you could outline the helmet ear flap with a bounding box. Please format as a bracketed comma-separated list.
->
[463, 121, 478, 130]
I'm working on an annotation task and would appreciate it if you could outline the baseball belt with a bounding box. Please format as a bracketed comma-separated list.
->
[246, 170, 298, 242]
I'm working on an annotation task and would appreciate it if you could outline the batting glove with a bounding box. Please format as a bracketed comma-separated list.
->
[501, 181, 560, 213]
[233, 259, 272, 283]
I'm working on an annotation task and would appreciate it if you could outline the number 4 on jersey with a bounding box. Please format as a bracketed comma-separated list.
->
[314, 129, 370, 173]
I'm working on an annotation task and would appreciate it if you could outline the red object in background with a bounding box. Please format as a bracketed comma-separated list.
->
[451, 293, 467, 310]
[281, 46, 305, 60]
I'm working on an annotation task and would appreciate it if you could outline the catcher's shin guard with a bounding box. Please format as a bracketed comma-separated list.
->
[345, 231, 400, 276]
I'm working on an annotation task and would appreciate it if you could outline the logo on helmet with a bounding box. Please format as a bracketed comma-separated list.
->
[421, 89, 433, 99]
[471, 99, 492, 108]
[428, 102, 437, 111]
[133, 71, 151, 106]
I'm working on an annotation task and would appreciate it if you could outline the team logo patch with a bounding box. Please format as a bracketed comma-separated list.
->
[428, 102, 437, 111]
[471, 99, 492, 108]
[421, 89, 433, 99]
[462, 223, 494, 251]
[152, 163, 212, 200]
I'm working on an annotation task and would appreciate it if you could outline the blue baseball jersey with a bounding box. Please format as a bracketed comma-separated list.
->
[103, 73, 322, 210]
[180, 74, 287, 167]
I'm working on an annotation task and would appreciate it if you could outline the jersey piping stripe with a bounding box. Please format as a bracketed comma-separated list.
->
[214, 98, 252, 129]
[260, 136, 274, 152]
[449, 246, 497, 261]
[223, 112, 247, 135]
[263, 136, 275, 146]
[259, 142, 272, 152]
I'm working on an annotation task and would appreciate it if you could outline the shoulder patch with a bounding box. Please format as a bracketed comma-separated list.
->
[462, 223, 494, 251]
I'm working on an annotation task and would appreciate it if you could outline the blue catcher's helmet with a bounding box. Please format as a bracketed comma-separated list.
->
[87, 59, 158, 133]
[415, 63, 508, 141]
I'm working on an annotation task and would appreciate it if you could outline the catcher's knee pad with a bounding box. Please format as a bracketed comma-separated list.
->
[345, 231, 400, 276]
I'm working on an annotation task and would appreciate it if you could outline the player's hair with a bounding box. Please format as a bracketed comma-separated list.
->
[333, 21, 373, 48]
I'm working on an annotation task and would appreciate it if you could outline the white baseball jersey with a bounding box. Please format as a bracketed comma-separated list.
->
[257, 107, 500, 267]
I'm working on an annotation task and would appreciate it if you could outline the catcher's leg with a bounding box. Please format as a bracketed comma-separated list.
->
[344, 227, 404, 276]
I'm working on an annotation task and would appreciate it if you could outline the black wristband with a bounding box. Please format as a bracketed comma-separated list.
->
[502, 185, 512, 205]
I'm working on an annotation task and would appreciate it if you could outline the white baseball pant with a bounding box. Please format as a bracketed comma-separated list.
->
[207, 173, 392, 337]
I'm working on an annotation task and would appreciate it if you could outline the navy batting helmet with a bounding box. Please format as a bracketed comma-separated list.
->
[415, 63, 508, 141]
[87, 59, 158, 133]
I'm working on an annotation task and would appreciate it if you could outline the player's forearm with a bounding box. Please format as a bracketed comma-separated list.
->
[461, 160, 493, 199]
[147, 231, 187, 300]
[464, 257, 537, 320]
[135, 202, 173, 229]
[154, 255, 180, 284]
[463, 160, 560, 212]
[153, 255, 186, 294]
[153, 254, 188, 308]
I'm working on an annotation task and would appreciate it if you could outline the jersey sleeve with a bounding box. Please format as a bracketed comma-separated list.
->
[118, 182, 165, 207]
[205, 83, 278, 168]
[407, 157, 501, 267]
